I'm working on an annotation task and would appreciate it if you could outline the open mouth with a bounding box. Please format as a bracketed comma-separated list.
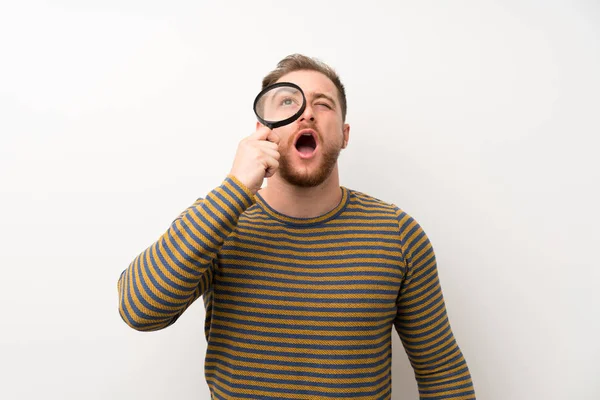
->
[294, 132, 317, 155]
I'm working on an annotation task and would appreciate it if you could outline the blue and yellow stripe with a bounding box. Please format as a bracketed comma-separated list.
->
[118, 175, 475, 399]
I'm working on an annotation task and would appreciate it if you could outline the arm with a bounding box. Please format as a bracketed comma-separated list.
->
[394, 209, 476, 399]
[117, 175, 255, 331]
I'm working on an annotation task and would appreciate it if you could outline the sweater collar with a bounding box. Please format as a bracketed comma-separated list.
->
[255, 187, 350, 227]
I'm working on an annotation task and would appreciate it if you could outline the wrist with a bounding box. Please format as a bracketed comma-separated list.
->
[227, 174, 257, 198]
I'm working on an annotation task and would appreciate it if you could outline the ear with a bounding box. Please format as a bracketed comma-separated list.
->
[342, 123, 350, 149]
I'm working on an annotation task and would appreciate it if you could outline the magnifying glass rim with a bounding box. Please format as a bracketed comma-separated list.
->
[253, 82, 306, 129]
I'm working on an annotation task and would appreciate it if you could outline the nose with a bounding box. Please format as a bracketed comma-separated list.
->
[299, 103, 315, 122]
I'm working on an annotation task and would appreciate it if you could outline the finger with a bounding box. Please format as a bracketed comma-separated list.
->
[266, 130, 280, 145]
[251, 125, 272, 141]
[258, 140, 280, 152]
[264, 159, 279, 178]
[261, 148, 280, 161]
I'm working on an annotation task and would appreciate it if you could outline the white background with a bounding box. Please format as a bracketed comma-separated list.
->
[1, 1, 599, 399]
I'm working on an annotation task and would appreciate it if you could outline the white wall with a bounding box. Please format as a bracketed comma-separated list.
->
[1, 1, 598, 399]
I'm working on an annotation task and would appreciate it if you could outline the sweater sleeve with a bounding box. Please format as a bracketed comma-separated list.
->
[394, 208, 476, 399]
[117, 175, 255, 331]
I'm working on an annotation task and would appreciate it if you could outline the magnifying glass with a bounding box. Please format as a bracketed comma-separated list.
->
[253, 82, 306, 129]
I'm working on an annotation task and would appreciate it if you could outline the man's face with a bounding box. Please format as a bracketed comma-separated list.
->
[268, 70, 349, 188]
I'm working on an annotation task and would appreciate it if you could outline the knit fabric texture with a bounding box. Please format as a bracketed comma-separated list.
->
[117, 175, 476, 399]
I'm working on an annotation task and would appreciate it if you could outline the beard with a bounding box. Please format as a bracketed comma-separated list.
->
[277, 130, 343, 188]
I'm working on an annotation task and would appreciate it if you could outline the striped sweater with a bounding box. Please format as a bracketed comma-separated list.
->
[117, 175, 476, 399]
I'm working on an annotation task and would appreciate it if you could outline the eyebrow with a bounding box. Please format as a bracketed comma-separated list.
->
[309, 92, 337, 106]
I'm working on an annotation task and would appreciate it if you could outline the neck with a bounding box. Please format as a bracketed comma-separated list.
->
[257, 165, 342, 219]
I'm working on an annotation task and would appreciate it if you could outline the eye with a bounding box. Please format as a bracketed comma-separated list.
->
[316, 102, 332, 110]
[280, 97, 298, 107]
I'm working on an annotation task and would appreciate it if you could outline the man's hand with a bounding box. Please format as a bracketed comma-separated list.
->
[229, 126, 280, 194]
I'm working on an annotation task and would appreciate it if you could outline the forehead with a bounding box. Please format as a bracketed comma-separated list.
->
[275, 70, 337, 99]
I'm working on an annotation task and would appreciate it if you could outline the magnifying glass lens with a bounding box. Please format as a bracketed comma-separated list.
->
[253, 83, 306, 129]
[256, 86, 302, 121]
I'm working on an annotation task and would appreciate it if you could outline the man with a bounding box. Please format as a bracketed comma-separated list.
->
[117, 54, 476, 399]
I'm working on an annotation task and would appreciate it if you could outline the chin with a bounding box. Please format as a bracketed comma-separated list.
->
[279, 142, 342, 188]
[280, 163, 334, 188]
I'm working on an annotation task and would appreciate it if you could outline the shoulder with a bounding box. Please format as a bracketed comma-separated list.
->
[346, 187, 399, 214]
[346, 187, 428, 248]
[346, 187, 414, 223]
